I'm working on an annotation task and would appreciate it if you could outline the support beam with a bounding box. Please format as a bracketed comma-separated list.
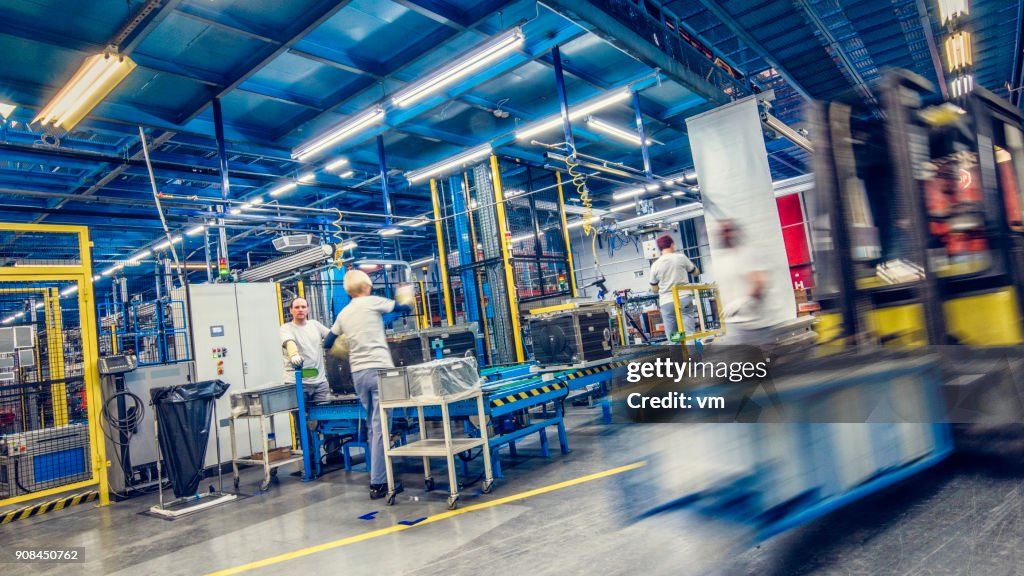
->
[793, 0, 877, 106]
[692, 0, 813, 101]
[543, 0, 731, 105]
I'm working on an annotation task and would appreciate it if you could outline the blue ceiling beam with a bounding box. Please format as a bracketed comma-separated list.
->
[288, 43, 385, 78]
[175, 0, 354, 126]
[289, 17, 588, 161]
[173, 3, 278, 44]
[391, 0, 472, 30]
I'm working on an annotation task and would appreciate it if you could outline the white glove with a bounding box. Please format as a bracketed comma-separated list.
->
[290, 354, 303, 368]
[395, 284, 416, 307]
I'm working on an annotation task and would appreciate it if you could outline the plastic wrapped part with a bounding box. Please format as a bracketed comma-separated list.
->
[405, 357, 480, 400]
[150, 380, 229, 498]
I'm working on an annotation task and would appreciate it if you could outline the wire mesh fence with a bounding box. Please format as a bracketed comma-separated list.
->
[0, 279, 93, 500]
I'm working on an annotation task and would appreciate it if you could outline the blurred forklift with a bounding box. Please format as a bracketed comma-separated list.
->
[810, 69, 1024, 426]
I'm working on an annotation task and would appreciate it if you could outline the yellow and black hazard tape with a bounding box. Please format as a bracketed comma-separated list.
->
[1, 490, 99, 525]
[491, 381, 566, 407]
[564, 359, 633, 381]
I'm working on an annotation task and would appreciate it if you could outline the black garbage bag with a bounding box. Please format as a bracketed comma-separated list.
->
[151, 380, 229, 498]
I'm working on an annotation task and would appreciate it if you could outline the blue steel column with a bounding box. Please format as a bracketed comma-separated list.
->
[633, 91, 653, 178]
[450, 175, 480, 325]
[551, 46, 577, 152]
[212, 98, 230, 271]
[377, 135, 392, 226]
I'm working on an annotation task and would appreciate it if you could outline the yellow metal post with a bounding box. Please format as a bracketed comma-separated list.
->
[431, 179, 455, 326]
[417, 280, 429, 329]
[46, 287, 69, 427]
[297, 280, 305, 299]
[672, 286, 684, 343]
[275, 283, 285, 324]
[490, 155, 525, 362]
[555, 171, 579, 297]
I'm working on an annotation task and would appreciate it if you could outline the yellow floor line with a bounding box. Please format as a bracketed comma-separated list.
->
[206, 461, 645, 576]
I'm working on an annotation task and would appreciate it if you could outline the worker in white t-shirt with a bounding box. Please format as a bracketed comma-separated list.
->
[322, 270, 414, 500]
[713, 220, 774, 344]
[649, 234, 700, 341]
[279, 297, 330, 402]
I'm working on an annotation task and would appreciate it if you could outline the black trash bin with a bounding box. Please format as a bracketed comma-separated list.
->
[150, 380, 229, 498]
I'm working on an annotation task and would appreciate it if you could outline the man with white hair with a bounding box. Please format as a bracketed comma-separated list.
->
[322, 269, 414, 500]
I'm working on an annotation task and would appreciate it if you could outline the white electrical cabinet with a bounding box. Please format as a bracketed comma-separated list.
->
[176, 283, 287, 468]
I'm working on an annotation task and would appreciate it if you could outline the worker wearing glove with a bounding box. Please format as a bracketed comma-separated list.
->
[279, 297, 331, 402]
[323, 270, 413, 500]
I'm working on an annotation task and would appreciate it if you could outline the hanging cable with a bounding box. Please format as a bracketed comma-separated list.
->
[329, 208, 348, 268]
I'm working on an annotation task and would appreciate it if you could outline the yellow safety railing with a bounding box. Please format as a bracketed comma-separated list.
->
[0, 223, 108, 508]
[671, 283, 726, 342]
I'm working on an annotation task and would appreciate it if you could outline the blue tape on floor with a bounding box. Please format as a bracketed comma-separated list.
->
[398, 517, 427, 526]
[358, 511, 379, 521]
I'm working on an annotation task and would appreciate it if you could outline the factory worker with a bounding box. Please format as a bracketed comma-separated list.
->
[280, 297, 331, 402]
[713, 220, 773, 345]
[323, 270, 415, 500]
[649, 234, 700, 341]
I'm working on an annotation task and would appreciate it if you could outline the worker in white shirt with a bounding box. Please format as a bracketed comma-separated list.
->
[322, 270, 414, 500]
[649, 234, 700, 341]
[279, 297, 330, 402]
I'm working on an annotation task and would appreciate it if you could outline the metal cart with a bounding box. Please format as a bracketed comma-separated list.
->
[380, 387, 494, 509]
[229, 405, 303, 492]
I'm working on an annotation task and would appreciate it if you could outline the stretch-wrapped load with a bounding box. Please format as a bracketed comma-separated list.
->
[406, 357, 480, 400]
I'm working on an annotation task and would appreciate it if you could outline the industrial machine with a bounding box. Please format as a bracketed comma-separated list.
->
[173, 283, 287, 468]
[99, 355, 195, 495]
[0, 423, 91, 496]
[388, 323, 479, 366]
[527, 303, 616, 367]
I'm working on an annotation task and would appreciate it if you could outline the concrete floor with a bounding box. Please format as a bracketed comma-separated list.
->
[3, 411, 1023, 576]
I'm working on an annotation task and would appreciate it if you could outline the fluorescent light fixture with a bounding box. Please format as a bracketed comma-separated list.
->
[337, 170, 355, 179]
[127, 249, 151, 265]
[945, 32, 972, 71]
[358, 263, 379, 271]
[292, 106, 384, 161]
[340, 240, 357, 251]
[298, 172, 316, 183]
[645, 183, 660, 192]
[93, 274, 101, 281]
[392, 28, 524, 108]
[938, 0, 968, 23]
[251, 197, 264, 205]
[586, 117, 651, 146]
[565, 220, 584, 230]
[325, 157, 349, 172]
[185, 225, 206, 236]
[240, 203, 253, 211]
[270, 182, 297, 197]
[515, 89, 632, 141]
[612, 187, 643, 200]
[950, 74, 974, 98]
[228, 208, 242, 215]
[60, 285, 79, 297]
[101, 265, 122, 277]
[511, 233, 534, 243]
[397, 217, 431, 228]
[0, 102, 15, 120]
[153, 236, 182, 251]
[671, 190, 686, 197]
[409, 256, 433, 267]
[406, 144, 492, 183]
[34, 50, 137, 130]
[380, 227, 403, 236]
[611, 201, 637, 212]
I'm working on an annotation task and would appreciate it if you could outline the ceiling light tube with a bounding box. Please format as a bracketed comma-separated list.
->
[515, 89, 632, 141]
[612, 187, 643, 200]
[586, 117, 651, 146]
[292, 106, 384, 161]
[380, 227, 403, 237]
[325, 157, 349, 172]
[0, 102, 15, 120]
[35, 50, 137, 130]
[60, 285, 79, 297]
[270, 182, 297, 197]
[392, 28, 524, 108]
[611, 201, 637, 212]
[409, 256, 433, 267]
[340, 240, 358, 251]
[185, 225, 206, 236]
[250, 197, 264, 205]
[397, 217, 431, 228]
[298, 172, 316, 183]
[405, 144, 492, 183]
[337, 170, 355, 179]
